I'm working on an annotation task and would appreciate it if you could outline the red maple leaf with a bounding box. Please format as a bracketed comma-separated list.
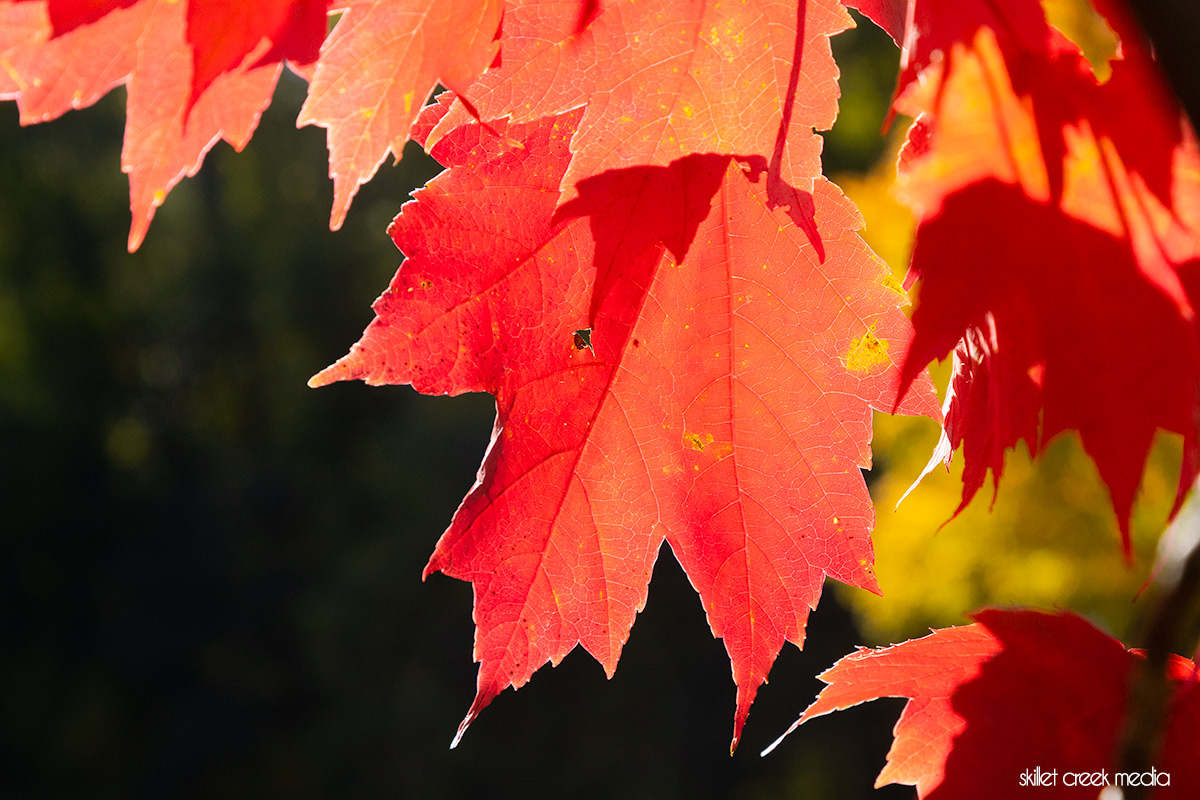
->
[10, 0, 140, 36]
[2, 0, 328, 250]
[310, 101, 938, 749]
[4, 0, 508, 243]
[297, 0, 503, 229]
[184, 0, 328, 109]
[1, 0, 149, 123]
[425, 0, 850, 208]
[8, 0, 138, 34]
[120, 0, 288, 251]
[881, 0, 1200, 547]
[840, 1, 904, 44]
[774, 609, 1200, 798]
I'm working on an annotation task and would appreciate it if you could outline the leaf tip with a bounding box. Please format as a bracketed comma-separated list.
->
[127, 221, 148, 253]
[450, 681, 504, 749]
[760, 719, 800, 757]
[730, 682, 757, 756]
[449, 715, 472, 750]
[328, 176, 360, 232]
[328, 205, 348, 232]
[307, 361, 348, 388]
[421, 558, 438, 581]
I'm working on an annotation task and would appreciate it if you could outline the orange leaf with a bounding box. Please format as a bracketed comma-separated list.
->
[185, 0, 328, 110]
[2, 0, 329, 250]
[12, 0, 140, 36]
[311, 107, 938, 750]
[297, 0, 502, 229]
[0, 0, 149, 123]
[426, 0, 852, 202]
[121, 0, 282, 251]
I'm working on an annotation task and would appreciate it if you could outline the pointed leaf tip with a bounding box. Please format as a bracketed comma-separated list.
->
[730, 680, 756, 756]
[127, 227, 146, 254]
[450, 681, 503, 750]
[760, 718, 800, 757]
[307, 364, 343, 388]
[449, 714, 472, 749]
[307, 356, 360, 388]
[327, 180, 354, 232]
[300, 0, 504, 229]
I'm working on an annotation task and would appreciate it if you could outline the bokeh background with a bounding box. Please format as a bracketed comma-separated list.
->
[1, 7, 1182, 798]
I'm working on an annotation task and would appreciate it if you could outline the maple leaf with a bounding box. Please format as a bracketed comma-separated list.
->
[0, 0, 149, 123]
[899, 313, 1041, 519]
[425, 0, 852, 208]
[11, 0, 140, 36]
[839, 0, 904, 44]
[120, 0, 287, 252]
[297, 0, 503, 229]
[184, 0, 329, 110]
[310, 103, 938, 749]
[771, 609, 1200, 799]
[885, 0, 1200, 547]
[2, 0, 328, 250]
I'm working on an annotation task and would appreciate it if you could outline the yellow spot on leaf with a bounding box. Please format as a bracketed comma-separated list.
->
[684, 431, 733, 459]
[845, 327, 890, 373]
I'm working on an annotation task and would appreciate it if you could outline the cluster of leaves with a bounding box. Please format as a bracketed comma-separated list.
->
[5, 0, 1200, 794]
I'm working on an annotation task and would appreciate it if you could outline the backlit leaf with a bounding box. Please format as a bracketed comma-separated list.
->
[311, 107, 938, 749]
[891, 0, 1200, 547]
[773, 609, 1200, 798]
[297, 0, 502, 229]
[426, 0, 852, 205]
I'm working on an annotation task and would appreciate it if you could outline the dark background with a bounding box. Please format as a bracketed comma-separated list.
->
[0, 16, 916, 799]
